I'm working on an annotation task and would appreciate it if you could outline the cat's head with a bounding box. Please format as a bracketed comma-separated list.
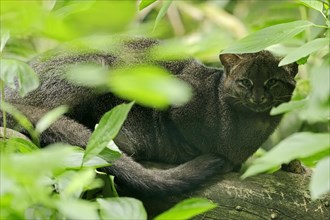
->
[219, 51, 298, 113]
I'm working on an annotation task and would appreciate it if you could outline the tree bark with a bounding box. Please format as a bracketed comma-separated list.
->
[142, 170, 330, 220]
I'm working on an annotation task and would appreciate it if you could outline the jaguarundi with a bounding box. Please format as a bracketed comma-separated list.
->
[1, 37, 298, 196]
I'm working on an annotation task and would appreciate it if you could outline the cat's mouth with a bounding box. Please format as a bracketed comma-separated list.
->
[245, 104, 273, 113]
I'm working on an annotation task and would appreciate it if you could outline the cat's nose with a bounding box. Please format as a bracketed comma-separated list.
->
[250, 96, 267, 104]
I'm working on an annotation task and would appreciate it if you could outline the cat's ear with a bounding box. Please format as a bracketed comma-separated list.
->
[283, 62, 298, 77]
[219, 54, 242, 74]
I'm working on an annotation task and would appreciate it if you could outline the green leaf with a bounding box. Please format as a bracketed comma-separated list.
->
[153, 0, 173, 31]
[64, 150, 111, 169]
[57, 169, 96, 199]
[299, 0, 325, 14]
[56, 200, 99, 220]
[0, 59, 39, 97]
[155, 198, 217, 220]
[301, 148, 330, 167]
[83, 102, 133, 164]
[0, 31, 10, 52]
[97, 197, 147, 220]
[139, 0, 157, 10]
[109, 65, 192, 109]
[98, 141, 122, 163]
[2, 145, 75, 179]
[300, 64, 330, 122]
[1, 2, 45, 36]
[279, 38, 329, 66]
[0, 102, 39, 145]
[221, 20, 314, 54]
[310, 156, 330, 200]
[65, 64, 109, 88]
[52, 1, 136, 37]
[270, 99, 307, 115]
[35, 105, 69, 134]
[66, 63, 192, 109]
[296, 56, 309, 65]
[5, 138, 39, 153]
[242, 132, 330, 178]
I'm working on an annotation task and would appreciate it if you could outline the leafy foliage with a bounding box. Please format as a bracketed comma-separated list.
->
[233, 0, 329, 200]
[222, 20, 314, 54]
[0, 0, 329, 219]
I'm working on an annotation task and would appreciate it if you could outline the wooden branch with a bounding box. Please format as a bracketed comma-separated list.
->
[141, 170, 330, 219]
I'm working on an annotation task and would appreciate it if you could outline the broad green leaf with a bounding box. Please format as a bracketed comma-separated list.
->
[155, 198, 217, 220]
[0, 59, 39, 97]
[54, 1, 136, 36]
[65, 64, 109, 87]
[279, 38, 329, 66]
[57, 169, 96, 199]
[97, 197, 147, 220]
[221, 20, 314, 54]
[0, 2, 45, 36]
[139, 0, 157, 10]
[270, 99, 307, 115]
[296, 56, 309, 65]
[64, 151, 111, 169]
[153, 0, 174, 31]
[310, 156, 330, 200]
[301, 148, 330, 167]
[56, 200, 99, 220]
[299, 0, 325, 14]
[5, 138, 39, 153]
[94, 173, 119, 198]
[35, 105, 69, 134]
[242, 132, 330, 178]
[0, 102, 39, 145]
[66, 63, 193, 109]
[2, 145, 74, 179]
[98, 141, 122, 163]
[301, 64, 330, 122]
[109, 65, 192, 108]
[0, 31, 10, 52]
[83, 102, 133, 164]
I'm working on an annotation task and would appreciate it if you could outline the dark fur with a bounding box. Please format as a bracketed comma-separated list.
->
[1, 38, 298, 196]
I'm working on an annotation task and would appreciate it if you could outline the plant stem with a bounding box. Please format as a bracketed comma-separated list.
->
[0, 79, 7, 140]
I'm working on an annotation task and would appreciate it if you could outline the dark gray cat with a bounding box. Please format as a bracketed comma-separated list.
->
[1, 38, 298, 196]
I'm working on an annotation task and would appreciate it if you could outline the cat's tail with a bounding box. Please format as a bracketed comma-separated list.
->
[103, 153, 230, 197]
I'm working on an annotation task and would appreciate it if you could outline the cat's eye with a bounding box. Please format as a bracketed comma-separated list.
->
[239, 79, 253, 88]
[265, 79, 278, 88]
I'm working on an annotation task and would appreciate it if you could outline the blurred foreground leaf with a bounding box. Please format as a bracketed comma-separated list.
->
[242, 132, 330, 178]
[155, 198, 217, 220]
[299, 0, 326, 14]
[35, 105, 69, 134]
[271, 99, 307, 115]
[56, 199, 99, 220]
[222, 20, 313, 54]
[66, 64, 192, 109]
[0, 102, 39, 145]
[97, 197, 147, 220]
[0, 31, 10, 52]
[0, 59, 39, 97]
[279, 38, 329, 66]
[310, 156, 330, 200]
[139, 0, 158, 10]
[109, 65, 192, 108]
[300, 64, 330, 123]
